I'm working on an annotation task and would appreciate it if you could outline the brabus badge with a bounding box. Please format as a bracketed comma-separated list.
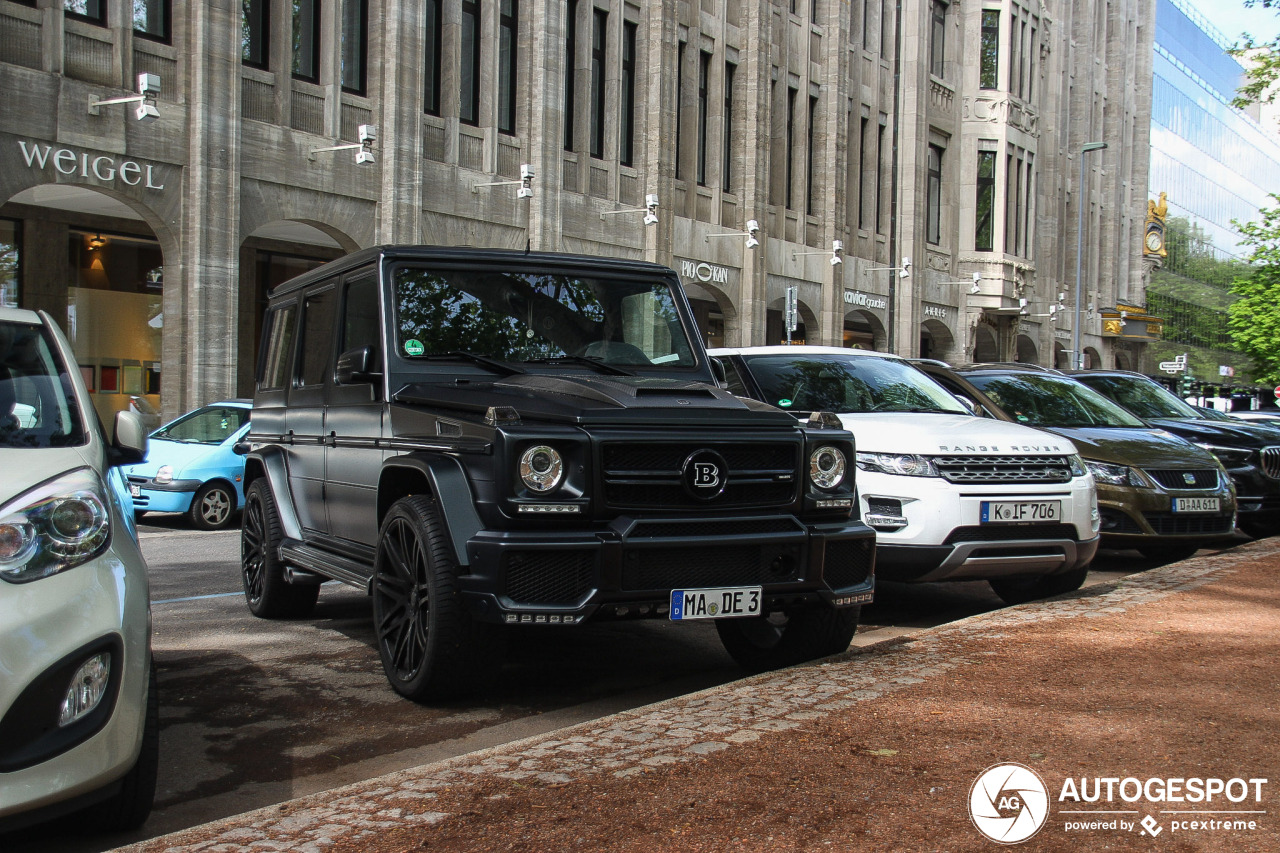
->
[682, 449, 729, 501]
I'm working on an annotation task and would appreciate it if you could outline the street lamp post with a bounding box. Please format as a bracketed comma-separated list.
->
[1072, 141, 1107, 370]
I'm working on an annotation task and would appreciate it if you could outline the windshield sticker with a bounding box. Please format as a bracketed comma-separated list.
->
[404, 339, 425, 356]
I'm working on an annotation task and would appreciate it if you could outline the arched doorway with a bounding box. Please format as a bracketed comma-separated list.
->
[2, 184, 171, 429]
[767, 295, 818, 345]
[684, 280, 737, 348]
[1054, 341, 1070, 369]
[1114, 351, 1132, 370]
[920, 319, 956, 363]
[1084, 346, 1102, 369]
[972, 324, 999, 363]
[1015, 334, 1038, 364]
[844, 309, 886, 350]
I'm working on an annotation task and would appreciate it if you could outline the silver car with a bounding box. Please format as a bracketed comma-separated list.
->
[0, 308, 155, 832]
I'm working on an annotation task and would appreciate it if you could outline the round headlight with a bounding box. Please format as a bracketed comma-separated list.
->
[810, 446, 847, 490]
[154, 465, 174, 485]
[519, 445, 565, 493]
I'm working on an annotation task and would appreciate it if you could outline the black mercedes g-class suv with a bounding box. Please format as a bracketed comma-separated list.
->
[239, 246, 875, 700]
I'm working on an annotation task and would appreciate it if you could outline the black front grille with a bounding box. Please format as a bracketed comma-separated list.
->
[823, 538, 874, 590]
[628, 518, 802, 539]
[944, 523, 1079, 544]
[1261, 447, 1280, 479]
[502, 551, 595, 605]
[1100, 508, 1144, 534]
[601, 441, 800, 510]
[621, 544, 803, 591]
[1144, 469, 1220, 490]
[931, 455, 1074, 484]
[1141, 513, 1235, 536]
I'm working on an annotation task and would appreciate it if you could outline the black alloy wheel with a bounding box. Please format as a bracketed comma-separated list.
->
[240, 479, 319, 618]
[715, 606, 860, 673]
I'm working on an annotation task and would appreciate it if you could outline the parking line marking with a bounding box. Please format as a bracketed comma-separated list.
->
[153, 592, 242, 605]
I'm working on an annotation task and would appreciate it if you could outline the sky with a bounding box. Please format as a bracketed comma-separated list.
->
[1185, 0, 1280, 44]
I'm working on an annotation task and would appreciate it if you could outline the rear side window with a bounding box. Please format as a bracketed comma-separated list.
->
[259, 304, 297, 390]
[299, 287, 337, 387]
[342, 274, 380, 356]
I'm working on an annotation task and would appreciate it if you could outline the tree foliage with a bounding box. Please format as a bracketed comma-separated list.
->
[1228, 195, 1280, 384]
[1230, 0, 1280, 111]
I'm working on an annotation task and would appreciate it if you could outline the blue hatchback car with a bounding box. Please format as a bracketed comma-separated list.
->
[123, 400, 251, 529]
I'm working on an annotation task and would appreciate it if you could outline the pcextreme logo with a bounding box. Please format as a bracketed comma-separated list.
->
[969, 765, 1269, 844]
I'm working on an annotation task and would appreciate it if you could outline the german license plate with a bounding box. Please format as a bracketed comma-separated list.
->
[981, 500, 1061, 523]
[1173, 497, 1219, 513]
[129, 484, 141, 498]
[669, 586, 762, 621]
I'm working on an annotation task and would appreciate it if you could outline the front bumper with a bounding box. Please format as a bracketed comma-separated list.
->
[457, 514, 876, 624]
[0, 543, 151, 824]
[124, 477, 200, 513]
[1096, 481, 1237, 546]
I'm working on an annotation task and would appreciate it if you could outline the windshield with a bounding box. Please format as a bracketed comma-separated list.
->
[0, 319, 86, 449]
[154, 405, 249, 445]
[739, 354, 969, 414]
[962, 373, 1147, 428]
[1074, 374, 1203, 420]
[393, 266, 697, 369]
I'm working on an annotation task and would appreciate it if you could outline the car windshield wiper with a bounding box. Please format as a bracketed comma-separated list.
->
[896, 407, 966, 414]
[521, 355, 634, 376]
[418, 352, 525, 375]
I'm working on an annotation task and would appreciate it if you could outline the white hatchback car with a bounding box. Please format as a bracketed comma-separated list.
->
[0, 308, 156, 833]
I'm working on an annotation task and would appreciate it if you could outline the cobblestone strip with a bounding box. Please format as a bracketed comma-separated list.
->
[116, 545, 1257, 853]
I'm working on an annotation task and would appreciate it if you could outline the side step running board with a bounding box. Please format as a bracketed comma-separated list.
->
[278, 540, 373, 593]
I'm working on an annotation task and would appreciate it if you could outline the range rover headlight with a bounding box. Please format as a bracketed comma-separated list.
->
[809, 446, 847, 490]
[855, 452, 940, 478]
[0, 469, 111, 584]
[519, 445, 565, 493]
[1069, 454, 1088, 478]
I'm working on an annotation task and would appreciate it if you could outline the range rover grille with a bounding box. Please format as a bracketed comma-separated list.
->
[931, 455, 1075, 485]
[601, 441, 800, 510]
[1143, 469, 1220, 490]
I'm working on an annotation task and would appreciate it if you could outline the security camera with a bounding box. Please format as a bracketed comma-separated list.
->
[358, 124, 377, 143]
[643, 193, 659, 226]
[643, 211, 658, 226]
[1018, 298, 1030, 317]
[745, 219, 760, 249]
[521, 164, 535, 180]
[355, 149, 375, 165]
[972, 272, 982, 283]
[518, 163, 534, 198]
[830, 240, 844, 266]
[135, 102, 159, 123]
[137, 73, 160, 95]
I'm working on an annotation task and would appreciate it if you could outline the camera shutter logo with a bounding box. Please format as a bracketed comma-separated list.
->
[681, 449, 728, 501]
[969, 763, 1050, 844]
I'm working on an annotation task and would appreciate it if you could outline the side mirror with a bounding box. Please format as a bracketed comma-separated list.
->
[709, 357, 727, 387]
[233, 441, 251, 456]
[335, 345, 381, 385]
[110, 410, 148, 466]
[955, 396, 980, 417]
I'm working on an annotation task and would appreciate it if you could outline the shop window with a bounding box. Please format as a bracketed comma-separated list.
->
[64, 0, 106, 26]
[242, 0, 270, 69]
[134, 0, 171, 43]
[0, 219, 19, 308]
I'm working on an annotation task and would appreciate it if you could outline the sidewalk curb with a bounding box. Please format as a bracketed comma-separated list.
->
[114, 543, 1262, 853]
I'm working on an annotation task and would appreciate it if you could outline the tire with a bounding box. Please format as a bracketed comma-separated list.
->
[372, 496, 505, 702]
[1239, 519, 1273, 540]
[240, 479, 319, 618]
[83, 660, 159, 832]
[990, 565, 1089, 605]
[189, 481, 236, 530]
[715, 606, 860, 673]
[1137, 543, 1201, 564]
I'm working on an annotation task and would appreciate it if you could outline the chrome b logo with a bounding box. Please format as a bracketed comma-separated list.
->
[682, 449, 728, 500]
[969, 763, 1049, 844]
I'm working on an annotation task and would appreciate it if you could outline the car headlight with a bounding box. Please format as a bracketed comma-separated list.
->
[519, 445, 564, 493]
[154, 465, 174, 485]
[810, 446, 848, 490]
[1069, 454, 1088, 477]
[855, 452, 940, 478]
[1194, 443, 1252, 468]
[1085, 460, 1147, 487]
[0, 469, 111, 584]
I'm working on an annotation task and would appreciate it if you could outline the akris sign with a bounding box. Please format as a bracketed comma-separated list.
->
[18, 141, 166, 190]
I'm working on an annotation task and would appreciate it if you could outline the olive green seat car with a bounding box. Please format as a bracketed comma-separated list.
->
[914, 362, 1237, 563]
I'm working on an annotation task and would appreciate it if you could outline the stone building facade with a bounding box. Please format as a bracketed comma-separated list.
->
[0, 0, 1155, 424]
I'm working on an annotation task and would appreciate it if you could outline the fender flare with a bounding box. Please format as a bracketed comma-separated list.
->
[380, 454, 483, 567]
[242, 447, 304, 542]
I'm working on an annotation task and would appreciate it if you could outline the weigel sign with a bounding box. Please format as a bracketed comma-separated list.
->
[18, 141, 166, 190]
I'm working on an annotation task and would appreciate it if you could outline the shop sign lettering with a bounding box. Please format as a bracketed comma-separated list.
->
[679, 260, 732, 285]
[18, 141, 165, 190]
[923, 304, 951, 320]
[843, 290, 888, 310]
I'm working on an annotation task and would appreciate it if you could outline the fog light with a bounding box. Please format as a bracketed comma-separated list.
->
[60, 652, 111, 727]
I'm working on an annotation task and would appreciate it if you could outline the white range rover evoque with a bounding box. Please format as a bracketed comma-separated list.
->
[711, 346, 1100, 603]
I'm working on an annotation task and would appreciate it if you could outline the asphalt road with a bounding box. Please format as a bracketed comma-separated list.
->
[2, 513, 1238, 853]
